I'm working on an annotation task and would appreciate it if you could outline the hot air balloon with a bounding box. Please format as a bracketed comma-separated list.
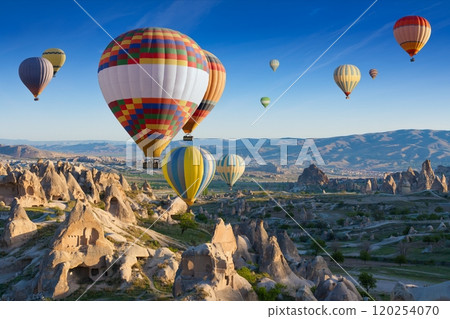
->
[98, 28, 209, 168]
[162, 146, 216, 206]
[369, 69, 378, 79]
[42, 48, 66, 77]
[217, 154, 245, 189]
[182, 50, 226, 141]
[270, 59, 279, 72]
[333, 65, 361, 99]
[260, 97, 270, 108]
[18, 57, 54, 101]
[393, 16, 431, 62]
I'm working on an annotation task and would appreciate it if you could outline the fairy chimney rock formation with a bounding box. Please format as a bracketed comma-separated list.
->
[40, 161, 70, 201]
[37, 201, 114, 299]
[104, 184, 136, 224]
[1, 198, 37, 248]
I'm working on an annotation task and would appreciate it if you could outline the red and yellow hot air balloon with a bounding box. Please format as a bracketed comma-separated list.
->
[97, 28, 210, 167]
[393, 16, 431, 62]
[182, 50, 226, 140]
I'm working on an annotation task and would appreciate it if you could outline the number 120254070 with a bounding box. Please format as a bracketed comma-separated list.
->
[373, 305, 439, 316]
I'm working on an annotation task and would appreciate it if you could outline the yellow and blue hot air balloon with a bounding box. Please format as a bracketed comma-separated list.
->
[217, 154, 245, 189]
[333, 64, 361, 99]
[162, 146, 216, 206]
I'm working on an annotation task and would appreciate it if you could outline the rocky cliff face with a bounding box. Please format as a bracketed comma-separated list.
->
[1, 199, 37, 248]
[173, 219, 256, 301]
[297, 164, 329, 191]
[36, 201, 114, 299]
[295, 159, 448, 195]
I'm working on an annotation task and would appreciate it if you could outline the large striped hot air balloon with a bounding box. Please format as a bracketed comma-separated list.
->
[270, 59, 279, 72]
[18, 57, 54, 101]
[217, 154, 245, 189]
[97, 28, 210, 164]
[162, 146, 216, 206]
[42, 48, 66, 77]
[182, 50, 226, 139]
[333, 64, 361, 99]
[393, 16, 431, 62]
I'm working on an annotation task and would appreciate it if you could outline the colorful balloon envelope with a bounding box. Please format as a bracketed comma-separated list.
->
[42, 48, 66, 77]
[270, 59, 279, 72]
[182, 50, 226, 134]
[162, 146, 216, 206]
[369, 69, 378, 79]
[393, 16, 431, 62]
[333, 64, 361, 99]
[217, 154, 245, 189]
[260, 97, 270, 108]
[98, 28, 210, 159]
[18, 57, 54, 101]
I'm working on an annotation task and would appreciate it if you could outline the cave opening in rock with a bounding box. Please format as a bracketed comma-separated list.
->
[69, 266, 93, 285]
[26, 186, 34, 196]
[109, 197, 119, 215]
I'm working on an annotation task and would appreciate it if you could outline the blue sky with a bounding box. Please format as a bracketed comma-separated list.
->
[1, 0, 449, 141]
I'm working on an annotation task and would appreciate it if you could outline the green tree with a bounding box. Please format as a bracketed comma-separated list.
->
[196, 213, 208, 223]
[331, 250, 345, 263]
[177, 213, 198, 234]
[309, 239, 327, 256]
[359, 250, 371, 264]
[434, 206, 444, 213]
[358, 272, 377, 293]
[394, 255, 407, 266]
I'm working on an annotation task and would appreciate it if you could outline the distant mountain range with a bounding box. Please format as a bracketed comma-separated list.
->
[0, 144, 64, 159]
[1, 129, 449, 172]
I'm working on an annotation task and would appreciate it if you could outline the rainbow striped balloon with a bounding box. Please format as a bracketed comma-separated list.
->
[162, 146, 216, 206]
[333, 64, 361, 99]
[217, 154, 245, 189]
[183, 50, 226, 134]
[98, 28, 210, 158]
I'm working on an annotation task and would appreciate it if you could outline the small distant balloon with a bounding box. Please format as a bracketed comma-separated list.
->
[217, 154, 245, 189]
[393, 16, 431, 62]
[42, 48, 66, 77]
[270, 59, 279, 72]
[333, 64, 361, 99]
[18, 57, 54, 101]
[260, 97, 270, 108]
[369, 69, 378, 79]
